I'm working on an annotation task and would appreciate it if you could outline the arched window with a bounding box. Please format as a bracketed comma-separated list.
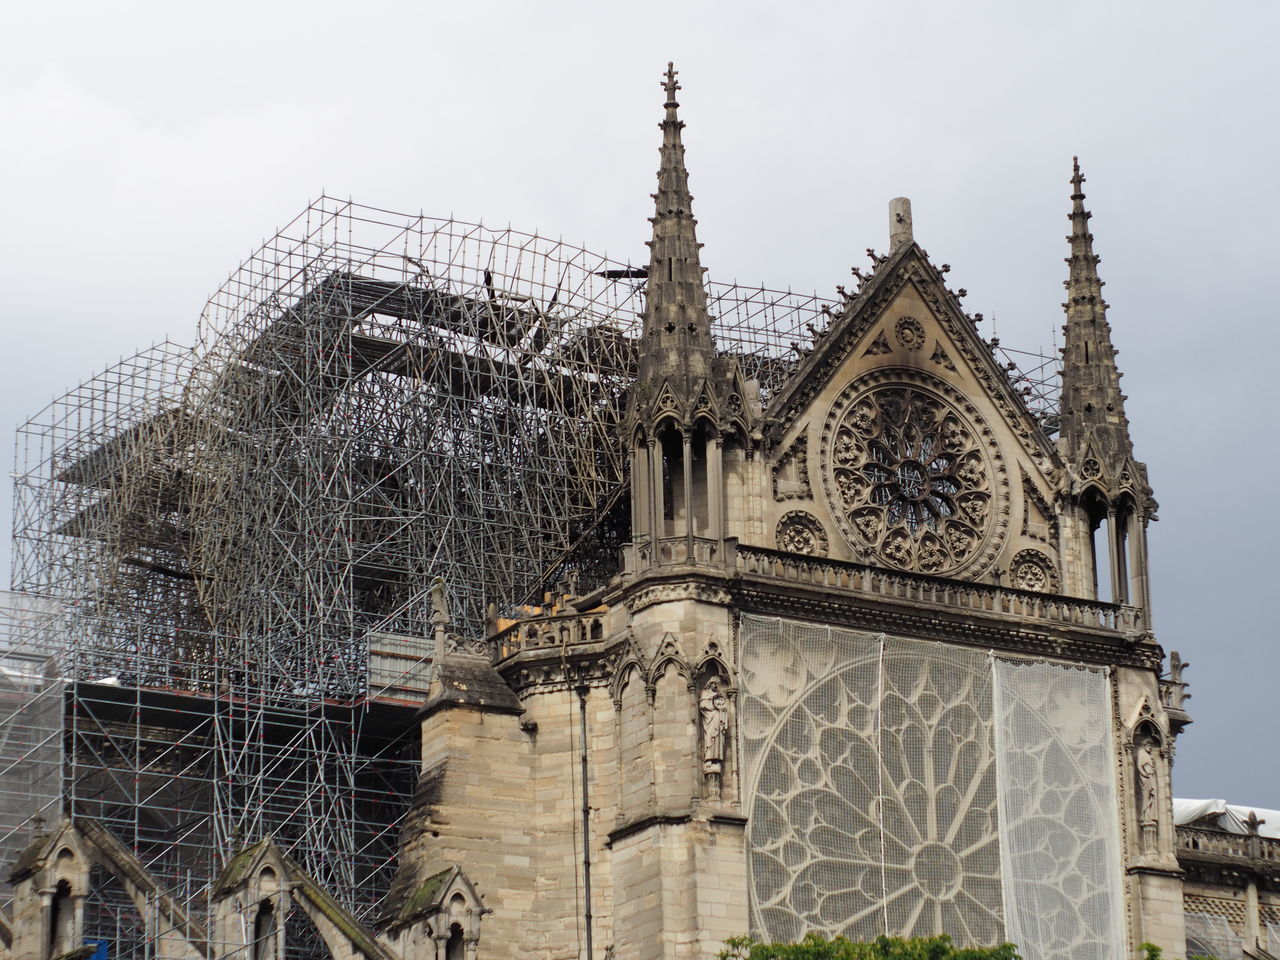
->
[252, 899, 277, 960]
[49, 879, 74, 958]
[445, 922, 465, 960]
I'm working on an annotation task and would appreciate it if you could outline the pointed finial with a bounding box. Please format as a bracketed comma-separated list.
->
[663, 62, 680, 107]
[1070, 156, 1086, 201]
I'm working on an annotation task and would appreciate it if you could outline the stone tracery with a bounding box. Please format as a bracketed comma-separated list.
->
[775, 511, 829, 556]
[1010, 549, 1059, 593]
[821, 374, 1006, 577]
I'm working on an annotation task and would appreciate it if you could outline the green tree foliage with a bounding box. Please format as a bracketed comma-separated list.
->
[718, 933, 1019, 960]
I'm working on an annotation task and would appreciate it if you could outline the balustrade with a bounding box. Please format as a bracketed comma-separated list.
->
[734, 544, 1143, 637]
[1177, 825, 1280, 863]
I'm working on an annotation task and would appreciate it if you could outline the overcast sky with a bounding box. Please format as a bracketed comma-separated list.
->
[2, 1, 1276, 803]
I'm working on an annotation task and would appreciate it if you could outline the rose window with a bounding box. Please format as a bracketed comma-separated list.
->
[822, 381, 999, 575]
[739, 619, 1004, 946]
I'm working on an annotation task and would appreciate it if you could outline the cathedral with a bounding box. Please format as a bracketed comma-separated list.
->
[3, 65, 1278, 960]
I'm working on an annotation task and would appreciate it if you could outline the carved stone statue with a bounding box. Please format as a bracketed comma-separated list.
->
[1135, 736, 1159, 854]
[700, 678, 729, 799]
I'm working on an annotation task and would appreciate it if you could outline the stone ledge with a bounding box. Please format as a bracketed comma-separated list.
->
[607, 813, 693, 847]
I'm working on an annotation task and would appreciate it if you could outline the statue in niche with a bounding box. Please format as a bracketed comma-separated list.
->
[700, 677, 729, 799]
[1135, 734, 1160, 854]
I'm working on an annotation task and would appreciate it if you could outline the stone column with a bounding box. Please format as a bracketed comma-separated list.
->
[1107, 505, 1127, 603]
[650, 438, 664, 551]
[630, 448, 641, 540]
[682, 431, 694, 560]
[1247, 879, 1262, 950]
[1130, 510, 1151, 621]
[706, 435, 723, 546]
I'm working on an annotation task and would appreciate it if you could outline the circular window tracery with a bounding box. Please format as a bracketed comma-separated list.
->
[821, 375, 1006, 577]
[775, 511, 829, 556]
[1011, 548, 1059, 593]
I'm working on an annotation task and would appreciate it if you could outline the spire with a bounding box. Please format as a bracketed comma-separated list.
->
[638, 62, 715, 390]
[1058, 157, 1135, 472]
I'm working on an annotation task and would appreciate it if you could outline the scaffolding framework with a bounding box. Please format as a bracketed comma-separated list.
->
[5, 197, 1060, 957]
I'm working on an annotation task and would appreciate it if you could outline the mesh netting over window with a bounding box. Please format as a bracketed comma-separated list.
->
[1185, 912, 1244, 960]
[1267, 920, 1280, 957]
[739, 616, 1002, 944]
[991, 658, 1126, 960]
[738, 615, 1126, 960]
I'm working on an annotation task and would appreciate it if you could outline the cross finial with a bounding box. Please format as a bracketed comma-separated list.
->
[1071, 155, 1086, 195]
[663, 62, 680, 107]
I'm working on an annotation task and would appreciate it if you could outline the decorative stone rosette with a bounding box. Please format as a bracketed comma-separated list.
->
[820, 372, 1007, 577]
[1010, 548, 1059, 592]
[774, 511, 828, 556]
[895, 315, 926, 351]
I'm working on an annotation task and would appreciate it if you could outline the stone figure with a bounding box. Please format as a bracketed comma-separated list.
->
[1136, 737, 1159, 853]
[700, 678, 729, 798]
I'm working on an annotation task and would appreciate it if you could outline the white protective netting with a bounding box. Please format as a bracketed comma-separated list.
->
[738, 616, 1003, 945]
[738, 615, 1127, 960]
[1184, 912, 1243, 960]
[992, 658, 1126, 960]
[1267, 920, 1280, 957]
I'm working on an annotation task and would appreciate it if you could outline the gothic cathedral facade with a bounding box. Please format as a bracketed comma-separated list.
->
[4, 66, 1199, 960]
[379, 65, 1183, 960]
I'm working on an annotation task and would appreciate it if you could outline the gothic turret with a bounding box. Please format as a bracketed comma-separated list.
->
[1058, 158, 1155, 611]
[1060, 157, 1136, 474]
[625, 64, 751, 570]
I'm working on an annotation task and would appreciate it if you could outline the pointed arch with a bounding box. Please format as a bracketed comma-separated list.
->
[611, 657, 647, 708]
[648, 634, 692, 690]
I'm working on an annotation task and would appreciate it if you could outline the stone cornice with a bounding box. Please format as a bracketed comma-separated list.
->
[606, 813, 692, 847]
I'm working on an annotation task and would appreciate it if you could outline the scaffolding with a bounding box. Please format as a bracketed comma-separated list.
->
[0, 592, 63, 898]
[6, 197, 1061, 956]
[4, 198, 834, 956]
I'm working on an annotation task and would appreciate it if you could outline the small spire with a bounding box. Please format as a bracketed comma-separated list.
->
[637, 62, 715, 389]
[1058, 157, 1136, 473]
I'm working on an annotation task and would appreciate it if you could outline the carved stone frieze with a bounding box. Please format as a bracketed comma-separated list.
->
[930, 341, 957, 371]
[819, 368, 1009, 579]
[771, 433, 812, 501]
[501, 648, 621, 694]
[445, 633, 491, 657]
[1021, 472, 1060, 548]
[622, 581, 733, 614]
[774, 510, 828, 556]
[864, 331, 892, 356]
